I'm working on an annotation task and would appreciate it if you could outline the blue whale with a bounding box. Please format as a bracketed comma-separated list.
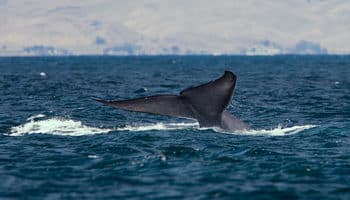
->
[93, 71, 249, 131]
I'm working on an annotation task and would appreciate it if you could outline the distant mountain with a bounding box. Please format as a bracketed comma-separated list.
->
[0, 1, 348, 56]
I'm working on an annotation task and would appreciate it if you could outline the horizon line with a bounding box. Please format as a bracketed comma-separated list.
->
[1, 54, 350, 58]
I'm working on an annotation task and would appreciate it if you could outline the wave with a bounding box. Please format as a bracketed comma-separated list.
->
[8, 115, 113, 136]
[7, 114, 317, 137]
[117, 122, 200, 132]
[232, 125, 317, 136]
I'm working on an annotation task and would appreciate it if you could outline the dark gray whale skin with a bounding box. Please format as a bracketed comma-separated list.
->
[93, 71, 249, 132]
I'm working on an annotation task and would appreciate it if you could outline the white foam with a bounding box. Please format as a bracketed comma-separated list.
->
[116, 122, 199, 132]
[88, 155, 99, 159]
[232, 124, 317, 136]
[7, 115, 316, 137]
[9, 117, 112, 136]
[27, 113, 46, 121]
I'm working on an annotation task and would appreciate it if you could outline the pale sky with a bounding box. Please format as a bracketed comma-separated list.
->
[0, 0, 349, 55]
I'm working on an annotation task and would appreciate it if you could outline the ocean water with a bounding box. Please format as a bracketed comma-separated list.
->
[0, 56, 349, 199]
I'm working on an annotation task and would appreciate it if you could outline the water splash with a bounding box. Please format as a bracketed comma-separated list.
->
[232, 124, 317, 136]
[27, 113, 46, 121]
[9, 117, 112, 136]
[7, 115, 316, 137]
[117, 122, 199, 132]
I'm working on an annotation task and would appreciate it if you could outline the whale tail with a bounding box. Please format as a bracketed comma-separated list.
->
[92, 95, 194, 119]
[93, 71, 237, 128]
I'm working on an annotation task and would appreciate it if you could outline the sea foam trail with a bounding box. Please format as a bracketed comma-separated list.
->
[9, 116, 113, 136]
[117, 122, 199, 132]
[7, 115, 316, 137]
[232, 125, 317, 136]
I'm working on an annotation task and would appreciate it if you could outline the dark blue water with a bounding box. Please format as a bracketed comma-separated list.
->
[0, 56, 349, 199]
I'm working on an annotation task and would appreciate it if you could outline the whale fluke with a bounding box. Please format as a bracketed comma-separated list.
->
[92, 95, 194, 119]
[93, 71, 249, 131]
